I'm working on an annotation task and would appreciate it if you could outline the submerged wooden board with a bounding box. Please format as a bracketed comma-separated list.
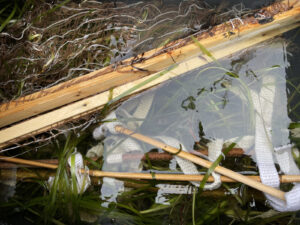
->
[0, 0, 299, 129]
[0, 0, 299, 148]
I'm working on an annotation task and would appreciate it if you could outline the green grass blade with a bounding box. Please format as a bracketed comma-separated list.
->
[111, 64, 178, 104]
[192, 188, 197, 225]
[0, 2, 16, 32]
[0, 4, 11, 16]
[33, 0, 70, 23]
[191, 36, 220, 66]
[199, 140, 240, 191]
[70, 154, 78, 195]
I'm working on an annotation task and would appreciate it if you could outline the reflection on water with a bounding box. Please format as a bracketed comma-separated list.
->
[100, 39, 294, 205]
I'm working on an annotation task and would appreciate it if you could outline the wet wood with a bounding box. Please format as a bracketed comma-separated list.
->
[0, 0, 299, 148]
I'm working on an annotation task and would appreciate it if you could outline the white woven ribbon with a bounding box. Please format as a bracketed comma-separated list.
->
[93, 67, 300, 211]
[252, 74, 300, 211]
[67, 152, 91, 193]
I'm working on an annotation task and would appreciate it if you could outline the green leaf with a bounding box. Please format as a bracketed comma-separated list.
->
[199, 141, 238, 191]
[70, 154, 78, 195]
[142, 9, 148, 20]
[111, 64, 178, 104]
[181, 96, 196, 111]
[191, 36, 219, 65]
[117, 203, 141, 216]
[0, 2, 16, 33]
[158, 38, 171, 48]
[33, 0, 71, 23]
[14, 80, 25, 99]
[0, 4, 11, 16]
[225, 71, 239, 78]
[191, 36, 213, 58]
[289, 122, 300, 129]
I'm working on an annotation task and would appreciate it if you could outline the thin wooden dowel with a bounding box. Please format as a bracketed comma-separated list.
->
[87, 171, 300, 184]
[0, 156, 299, 185]
[114, 126, 287, 201]
[0, 149, 245, 169]
[0, 156, 57, 169]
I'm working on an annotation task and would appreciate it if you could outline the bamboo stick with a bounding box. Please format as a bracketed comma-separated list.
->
[87, 171, 300, 184]
[114, 126, 289, 201]
[0, 149, 245, 169]
[0, 158, 67, 169]
[0, 0, 299, 133]
[0, 156, 57, 170]
[0, 156, 299, 184]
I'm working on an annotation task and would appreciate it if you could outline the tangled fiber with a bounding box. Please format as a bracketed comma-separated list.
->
[0, 0, 258, 103]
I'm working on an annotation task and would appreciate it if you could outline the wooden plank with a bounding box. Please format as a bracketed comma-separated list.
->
[0, 0, 298, 128]
[0, 1, 299, 148]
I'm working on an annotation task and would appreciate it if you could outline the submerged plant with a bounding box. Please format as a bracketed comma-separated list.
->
[0, 134, 105, 224]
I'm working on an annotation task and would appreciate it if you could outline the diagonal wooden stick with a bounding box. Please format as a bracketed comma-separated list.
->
[0, 156, 299, 184]
[114, 125, 287, 201]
